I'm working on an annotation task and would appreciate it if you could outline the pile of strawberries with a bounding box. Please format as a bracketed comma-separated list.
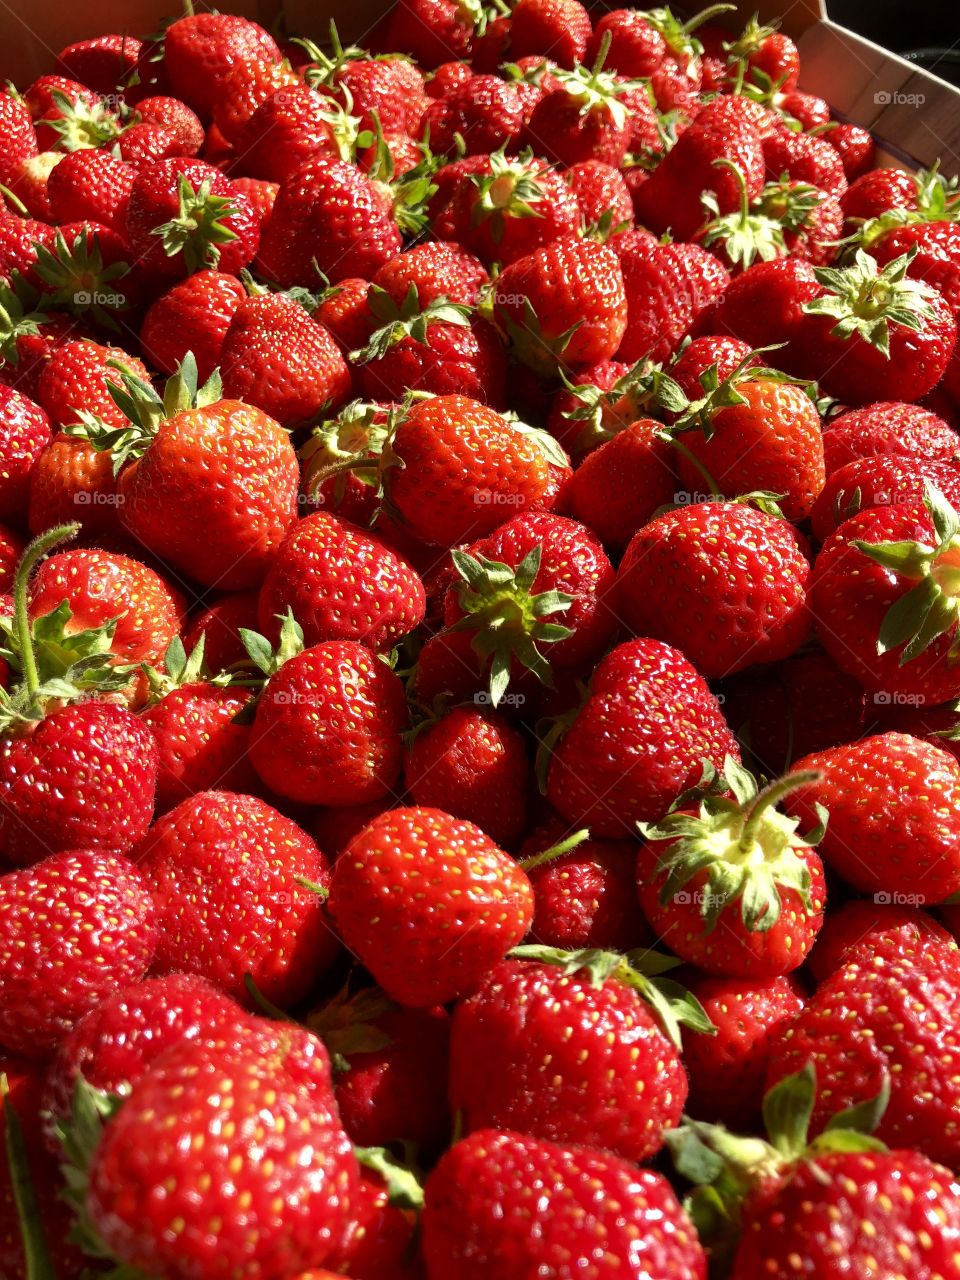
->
[4, 0, 960, 1274]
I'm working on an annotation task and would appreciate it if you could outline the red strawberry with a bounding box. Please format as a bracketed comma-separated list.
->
[118, 121, 190, 167]
[249, 639, 408, 806]
[423, 1128, 707, 1280]
[821, 400, 959, 474]
[238, 83, 366, 185]
[587, 6, 709, 111]
[567, 416, 677, 550]
[328, 805, 534, 1007]
[784, 732, 960, 902]
[136, 95, 205, 155]
[404, 706, 530, 847]
[0, 94, 38, 190]
[493, 235, 627, 376]
[637, 759, 827, 977]
[810, 454, 960, 542]
[140, 268, 247, 382]
[385, 0, 486, 67]
[373, 239, 489, 307]
[162, 13, 282, 120]
[546, 637, 741, 837]
[616, 236, 730, 364]
[326, 1167, 424, 1280]
[510, 0, 592, 67]
[565, 158, 634, 232]
[55, 32, 142, 98]
[37, 338, 149, 431]
[805, 897, 951, 985]
[0, 383, 51, 524]
[212, 58, 300, 147]
[616, 502, 811, 679]
[27, 433, 123, 539]
[257, 511, 425, 651]
[182, 590, 259, 672]
[86, 1018, 359, 1276]
[137, 790, 338, 1008]
[0, 848, 156, 1056]
[681, 973, 804, 1129]
[522, 61, 639, 168]
[422, 73, 524, 156]
[711, 256, 821, 367]
[449, 952, 705, 1162]
[762, 127, 847, 199]
[825, 121, 876, 181]
[46, 148, 135, 235]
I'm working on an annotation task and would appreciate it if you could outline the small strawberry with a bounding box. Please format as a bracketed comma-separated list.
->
[373, 239, 489, 307]
[139, 268, 247, 382]
[238, 83, 367, 185]
[521, 51, 640, 168]
[711, 255, 821, 366]
[616, 502, 811, 679]
[422, 72, 524, 156]
[637, 757, 827, 977]
[423, 1128, 706, 1280]
[567, 415, 677, 550]
[546, 637, 741, 837]
[805, 897, 951, 985]
[824, 121, 876, 180]
[328, 805, 534, 1006]
[616, 235, 730, 364]
[0, 848, 156, 1057]
[564, 158, 634, 233]
[785, 732, 960, 902]
[0, 383, 51, 524]
[136, 95, 205, 155]
[27, 433, 123, 538]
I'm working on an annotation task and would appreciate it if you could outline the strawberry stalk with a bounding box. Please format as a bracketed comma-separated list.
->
[12, 523, 81, 704]
[2, 1078, 57, 1280]
[518, 827, 590, 872]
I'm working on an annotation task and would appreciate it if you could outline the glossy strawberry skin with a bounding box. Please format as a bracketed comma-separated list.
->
[785, 733, 960, 901]
[616, 237, 730, 365]
[423, 73, 524, 157]
[329, 806, 534, 1007]
[0, 702, 158, 865]
[141, 683, 258, 811]
[137, 790, 338, 1008]
[250, 641, 407, 806]
[0, 383, 51, 523]
[510, 0, 591, 67]
[37, 338, 150, 432]
[547, 638, 741, 838]
[810, 454, 960, 542]
[86, 1019, 359, 1277]
[0, 92, 39, 188]
[28, 433, 124, 538]
[567, 417, 677, 551]
[238, 83, 349, 185]
[712, 257, 821, 369]
[804, 898, 951, 986]
[0, 849, 156, 1057]
[162, 13, 282, 120]
[616, 503, 811, 680]
[46, 148, 135, 235]
[821, 400, 959, 474]
[423, 1128, 707, 1280]
[140, 269, 247, 381]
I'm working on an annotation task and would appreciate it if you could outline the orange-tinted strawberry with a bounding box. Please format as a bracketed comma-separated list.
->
[36, 338, 149, 431]
[140, 269, 247, 381]
[27, 433, 123, 538]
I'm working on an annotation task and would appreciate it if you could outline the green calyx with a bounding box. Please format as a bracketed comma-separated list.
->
[756, 176, 822, 233]
[350, 284, 471, 364]
[722, 12, 781, 59]
[852, 482, 960, 667]
[701, 159, 787, 270]
[54, 1076, 127, 1264]
[857, 166, 960, 248]
[447, 544, 574, 707]
[559, 358, 675, 453]
[308, 984, 397, 1073]
[509, 943, 715, 1049]
[239, 609, 306, 680]
[498, 293, 584, 377]
[660, 344, 808, 442]
[638, 756, 827, 934]
[296, 21, 369, 81]
[364, 120, 437, 235]
[469, 148, 547, 242]
[0, 275, 49, 366]
[31, 228, 131, 330]
[453, 0, 509, 37]
[644, 4, 737, 60]
[64, 351, 223, 476]
[803, 247, 939, 357]
[46, 88, 122, 151]
[153, 173, 240, 274]
[666, 1063, 890, 1252]
[300, 399, 391, 504]
[554, 33, 649, 131]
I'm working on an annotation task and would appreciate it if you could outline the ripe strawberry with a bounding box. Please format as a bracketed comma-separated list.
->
[231, 176, 279, 232]
[766, 933, 960, 1167]
[37, 338, 149, 431]
[140, 269, 247, 381]
[404, 706, 530, 847]
[0, 94, 38, 190]
[329, 806, 534, 1007]
[71, 359, 300, 590]
[637, 758, 827, 977]
[317, 49, 427, 137]
[118, 121, 191, 167]
[567, 416, 677, 550]
[238, 83, 365, 185]
[509, 0, 591, 67]
[810, 454, 960, 542]
[616, 236, 731, 364]
[522, 60, 639, 168]
[0, 848, 156, 1056]
[136, 95, 205, 155]
[162, 13, 282, 120]
[821, 399, 959, 474]
[182, 590, 259, 672]
[546, 637, 741, 837]
[633, 96, 765, 242]
[46, 148, 135, 235]
[0, 383, 50, 524]
[565, 158, 633, 232]
[521, 816, 651, 950]
[785, 732, 960, 901]
[450, 952, 707, 1162]
[804, 897, 951, 985]
[373, 239, 489, 307]
[810, 486, 960, 705]
[137, 790, 338, 1008]
[249, 639, 407, 805]
[212, 57, 300, 147]
[310, 987, 451, 1151]
[493, 235, 627, 375]
[681, 973, 805, 1129]
[617, 502, 811, 679]
[763, 127, 847, 199]
[424, 1128, 706, 1280]
[27, 433, 123, 538]
[219, 292, 352, 427]
[712, 256, 821, 367]
[55, 32, 142, 98]
[422, 72, 524, 156]
[325, 1167, 424, 1280]
[587, 6, 710, 111]
[257, 511, 426, 651]
[382, 394, 560, 547]
[86, 1018, 359, 1276]
[824, 121, 876, 180]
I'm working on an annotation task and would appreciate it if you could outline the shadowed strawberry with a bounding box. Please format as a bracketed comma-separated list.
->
[820, 400, 959, 475]
[0, 383, 50, 524]
[804, 897, 952, 986]
[140, 269, 247, 381]
[810, 454, 960, 542]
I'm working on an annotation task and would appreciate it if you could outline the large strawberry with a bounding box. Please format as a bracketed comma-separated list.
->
[162, 13, 282, 120]
[546, 638, 741, 837]
[0, 848, 156, 1057]
[616, 235, 731, 365]
[328, 805, 534, 1007]
[616, 502, 811, 679]
[422, 1129, 707, 1280]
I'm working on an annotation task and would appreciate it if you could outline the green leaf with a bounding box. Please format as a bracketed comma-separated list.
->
[762, 1064, 816, 1159]
[824, 1076, 890, 1136]
[355, 1146, 425, 1211]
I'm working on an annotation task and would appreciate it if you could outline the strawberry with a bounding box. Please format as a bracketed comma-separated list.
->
[567, 415, 677, 550]
[37, 338, 149, 432]
[136, 95, 205, 155]
[373, 239, 489, 307]
[510, 0, 592, 67]
[231, 176, 279, 231]
[27, 433, 123, 538]
[55, 32, 142, 98]
[24, 77, 117, 152]
[118, 121, 191, 167]
[0, 94, 38, 190]
[0, 383, 51, 524]
[616, 236, 730, 364]
[137, 789, 338, 1008]
[0, 528, 22, 593]
[86, 1018, 359, 1276]
[805, 897, 951, 985]
[385, 0, 486, 68]
[404, 706, 530, 847]
[521, 816, 651, 950]
[162, 13, 282, 120]
[249, 638, 408, 806]
[521, 57, 640, 168]
[422, 72, 524, 156]
[681, 973, 805, 1129]
[325, 1166, 425, 1280]
[46, 148, 135, 236]
[140, 268, 247, 382]
[449, 951, 708, 1162]
[825, 121, 876, 181]
[44, 971, 243, 1138]
[212, 58, 301, 148]
[712, 255, 821, 366]
[637, 758, 827, 977]
[182, 590, 259, 672]
[219, 291, 352, 426]
[784, 732, 960, 901]
[810, 454, 960, 542]
[0, 848, 156, 1056]
[810, 486, 960, 705]
[821, 399, 959, 474]
[310, 987, 451, 1151]
[423, 1128, 706, 1280]
[328, 805, 534, 1006]
[762, 126, 847, 199]
[238, 83, 367, 185]
[564, 158, 634, 232]
[493, 235, 628, 376]
[318, 47, 428, 138]
[257, 511, 426, 651]
[125, 157, 260, 279]
[69, 357, 300, 590]
[546, 637, 741, 837]
[616, 502, 811, 679]
[765, 934, 960, 1167]
[871, 218, 960, 310]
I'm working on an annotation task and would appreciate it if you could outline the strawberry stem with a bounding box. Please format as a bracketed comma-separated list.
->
[13, 524, 81, 702]
[736, 769, 821, 855]
[2, 1079, 58, 1280]
[519, 828, 590, 872]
